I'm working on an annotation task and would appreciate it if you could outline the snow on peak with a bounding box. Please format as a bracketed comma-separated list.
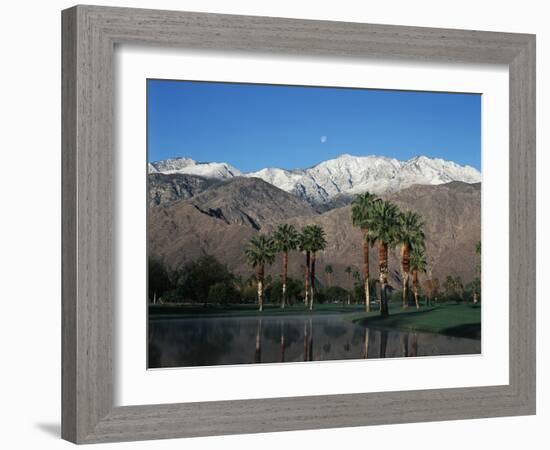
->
[150, 154, 481, 204]
[148, 157, 241, 178]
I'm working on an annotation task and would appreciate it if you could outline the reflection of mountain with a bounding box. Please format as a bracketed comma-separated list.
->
[149, 172, 481, 285]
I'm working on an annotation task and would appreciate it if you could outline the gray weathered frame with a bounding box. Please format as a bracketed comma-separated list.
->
[62, 5, 536, 444]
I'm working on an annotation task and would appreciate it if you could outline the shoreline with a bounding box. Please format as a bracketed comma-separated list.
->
[148, 302, 481, 340]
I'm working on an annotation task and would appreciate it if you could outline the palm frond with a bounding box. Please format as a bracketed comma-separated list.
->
[273, 223, 300, 252]
[245, 235, 276, 268]
[368, 199, 400, 247]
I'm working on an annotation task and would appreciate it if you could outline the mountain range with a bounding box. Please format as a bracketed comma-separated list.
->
[148, 154, 481, 287]
[148, 154, 481, 206]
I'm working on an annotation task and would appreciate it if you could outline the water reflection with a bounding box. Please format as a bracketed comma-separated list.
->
[254, 319, 262, 363]
[148, 314, 480, 368]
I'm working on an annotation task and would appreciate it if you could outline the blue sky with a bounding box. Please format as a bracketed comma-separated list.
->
[147, 79, 481, 171]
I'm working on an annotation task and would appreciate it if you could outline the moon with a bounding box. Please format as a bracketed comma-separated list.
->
[320, 135, 327, 143]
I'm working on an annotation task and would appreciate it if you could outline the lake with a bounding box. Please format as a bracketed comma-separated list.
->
[148, 314, 481, 368]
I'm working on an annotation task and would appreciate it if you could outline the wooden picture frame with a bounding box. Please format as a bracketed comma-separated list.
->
[62, 5, 536, 444]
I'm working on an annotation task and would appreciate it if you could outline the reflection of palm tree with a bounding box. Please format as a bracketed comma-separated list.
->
[410, 246, 427, 309]
[352, 192, 378, 312]
[400, 333, 409, 357]
[363, 328, 370, 359]
[370, 200, 400, 316]
[302, 319, 315, 361]
[303, 321, 309, 361]
[245, 235, 276, 311]
[379, 329, 388, 358]
[279, 320, 285, 363]
[273, 224, 300, 309]
[397, 211, 425, 308]
[410, 333, 418, 357]
[254, 319, 263, 363]
[308, 319, 313, 361]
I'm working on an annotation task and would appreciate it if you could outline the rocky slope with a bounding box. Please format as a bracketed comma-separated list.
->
[185, 177, 316, 230]
[148, 173, 217, 207]
[149, 154, 481, 207]
[148, 178, 481, 288]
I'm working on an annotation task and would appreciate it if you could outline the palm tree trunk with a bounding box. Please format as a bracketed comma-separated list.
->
[401, 243, 411, 308]
[282, 251, 288, 309]
[379, 242, 389, 317]
[412, 268, 419, 309]
[363, 237, 371, 312]
[304, 251, 310, 306]
[257, 265, 264, 312]
[310, 252, 316, 311]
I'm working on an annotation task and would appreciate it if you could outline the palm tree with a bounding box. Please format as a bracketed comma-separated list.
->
[410, 246, 427, 308]
[454, 276, 464, 302]
[299, 227, 314, 306]
[273, 224, 299, 309]
[443, 275, 456, 299]
[351, 192, 378, 312]
[245, 235, 276, 311]
[345, 266, 352, 305]
[396, 211, 425, 308]
[324, 264, 333, 287]
[307, 225, 327, 311]
[369, 200, 400, 316]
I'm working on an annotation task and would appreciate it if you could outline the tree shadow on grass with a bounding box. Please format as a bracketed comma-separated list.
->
[441, 323, 481, 339]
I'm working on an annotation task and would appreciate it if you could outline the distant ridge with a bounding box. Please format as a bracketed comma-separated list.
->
[149, 154, 481, 206]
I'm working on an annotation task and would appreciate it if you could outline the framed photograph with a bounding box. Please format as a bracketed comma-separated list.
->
[62, 5, 536, 444]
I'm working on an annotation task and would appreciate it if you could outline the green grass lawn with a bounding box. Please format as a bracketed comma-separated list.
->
[351, 303, 481, 339]
[148, 302, 366, 319]
[149, 302, 481, 339]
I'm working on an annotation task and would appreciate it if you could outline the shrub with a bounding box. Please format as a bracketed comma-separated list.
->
[207, 281, 241, 305]
[174, 255, 235, 304]
[266, 277, 304, 305]
[240, 284, 259, 304]
[322, 286, 348, 303]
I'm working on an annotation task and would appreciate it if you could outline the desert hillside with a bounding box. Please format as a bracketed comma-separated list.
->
[148, 174, 480, 289]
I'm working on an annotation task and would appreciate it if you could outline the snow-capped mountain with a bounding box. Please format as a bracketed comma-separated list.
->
[149, 154, 481, 205]
[148, 157, 241, 178]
